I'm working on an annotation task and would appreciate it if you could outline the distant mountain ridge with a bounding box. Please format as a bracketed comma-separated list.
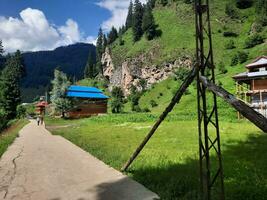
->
[21, 43, 96, 102]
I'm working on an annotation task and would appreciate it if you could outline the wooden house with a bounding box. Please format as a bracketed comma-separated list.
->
[233, 56, 267, 118]
[66, 85, 109, 118]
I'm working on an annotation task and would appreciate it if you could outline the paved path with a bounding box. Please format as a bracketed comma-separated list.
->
[0, 121, 159, 200]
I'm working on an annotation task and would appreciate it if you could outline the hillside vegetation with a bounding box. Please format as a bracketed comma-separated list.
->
[102, 0, 267, 118]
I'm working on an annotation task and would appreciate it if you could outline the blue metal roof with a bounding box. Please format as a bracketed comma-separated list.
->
[66, 85, 109, 99]
[68, 85, 102, 93]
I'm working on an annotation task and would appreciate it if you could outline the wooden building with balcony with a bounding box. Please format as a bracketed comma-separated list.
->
[233, 56, 267, 118]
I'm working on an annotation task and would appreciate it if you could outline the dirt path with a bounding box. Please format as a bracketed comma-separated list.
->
[0, 120, 159, 200]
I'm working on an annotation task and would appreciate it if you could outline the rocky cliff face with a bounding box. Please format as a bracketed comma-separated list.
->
[101, 48, 192, 95]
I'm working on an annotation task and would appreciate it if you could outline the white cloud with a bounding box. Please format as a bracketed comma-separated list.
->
[0, 8, 95, 53]
[97, 0, 146, 31]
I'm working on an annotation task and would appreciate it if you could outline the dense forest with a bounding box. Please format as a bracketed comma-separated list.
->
[21, 43, 96, 101]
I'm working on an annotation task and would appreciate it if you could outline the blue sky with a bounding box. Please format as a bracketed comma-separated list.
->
[0, 0, 146, 52]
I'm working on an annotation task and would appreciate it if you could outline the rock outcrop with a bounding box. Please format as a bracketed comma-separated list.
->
[101, 48, 192, 95]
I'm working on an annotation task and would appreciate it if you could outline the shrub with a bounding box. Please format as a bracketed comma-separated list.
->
[225, 3, 239, 19]
[231, 54, 239, 66]
[16, 105, 26, 119]
[184, 89, 191, 95]
[160, 0, 168, 6]
[225, 40, 236, 49]
[237, 51, 249, 63]
[218, 61, 228, 74]
[183, 0, 193, 4]
[111, 87, 124, 113]
[0, 109, 8, 131]
[174, 67, 190, 81]
[133, 105, 142, 112]
[244, 34, 264, 48]
[150, 100, 158, 107]
[223, 31, 239, 37]
[236, 0, 253, 9]
[142, 107, 151, 113]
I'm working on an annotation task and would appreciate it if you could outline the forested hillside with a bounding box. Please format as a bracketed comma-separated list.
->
[91, 0, 267, 118]
[21, 43, 95, 102]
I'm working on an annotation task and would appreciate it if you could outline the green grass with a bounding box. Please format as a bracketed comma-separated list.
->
[0, 119, 29, 157]
[110, 0, 267, 67]
[46, 115, 267, 200]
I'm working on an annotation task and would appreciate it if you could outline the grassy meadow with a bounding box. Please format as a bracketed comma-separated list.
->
[46, 114, 267, 200]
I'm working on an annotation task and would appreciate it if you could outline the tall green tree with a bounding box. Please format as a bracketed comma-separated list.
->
[0, 40, 4, 70]
[96, 28, 104, 74]
[111, 87, 124, 113]
[103, 34, 107, 49]
[126, 1, 133, 29]
[0, 50, 26, 120]
[84, 51, 95, 78]
[50, 69, 72, 117]
[107, 26, 118, 44]
[0, 40, 3, 56]
[133, 0, 144, 42]
[142, 4, 156, 40]
[256, 0, 267, 26]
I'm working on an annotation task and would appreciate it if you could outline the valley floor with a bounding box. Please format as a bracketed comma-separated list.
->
[46, 114, 267, 200]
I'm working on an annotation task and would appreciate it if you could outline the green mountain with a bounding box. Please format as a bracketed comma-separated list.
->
[21, 43, 96, 102]
[98, 0, 267, 119]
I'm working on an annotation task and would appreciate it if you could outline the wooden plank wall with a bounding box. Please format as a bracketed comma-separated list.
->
[68, 102, 108, 118]
[253, 79, 267, 90]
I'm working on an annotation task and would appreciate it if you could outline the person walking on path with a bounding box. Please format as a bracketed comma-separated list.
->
[40, 115, 44, 125]
[36, 115, 40, 126]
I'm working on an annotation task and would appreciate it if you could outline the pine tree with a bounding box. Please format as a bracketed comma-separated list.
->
[84, 51, 95, 78]
[133, 0, 144, 42]
[111, 87, 124, 113]
[103, 34, 107, 49]
[147, 0, 156, 8]
[256, 0, 267, 26]
[0, 40, 5, 70]
[142, 4, 156, 40]
[96, 28, 104, 75]
[0, 51, 26, 120]
[126, 1, 133, 29]
[0, 40, 3, 56]
[107, 27, 118, 44]
[50, 69, 72, 117]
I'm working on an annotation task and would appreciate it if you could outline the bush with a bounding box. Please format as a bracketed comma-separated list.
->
[223, 31, 239, 37]
[218, 61, 228, 74]
[231, 51, 249, 65]
[183, 0, 193, 4]
[244, 34, 264, 48]
[225, 3, 239, 19]
[111, 87, 124, 113]
[0, 109, 8, 131]
[225, 40, 236, 49]
[236, 0, 253, 9]
[174, 67, 190, 81]
[16, 105, 26, 119]
[160, 0, 168, 6]
[133, 105, 142, 112]
[238, 51, 249, 63]
[150, 100, 158, 107]
[231, 54, 239, 66]
[142, 107, 151, 113]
